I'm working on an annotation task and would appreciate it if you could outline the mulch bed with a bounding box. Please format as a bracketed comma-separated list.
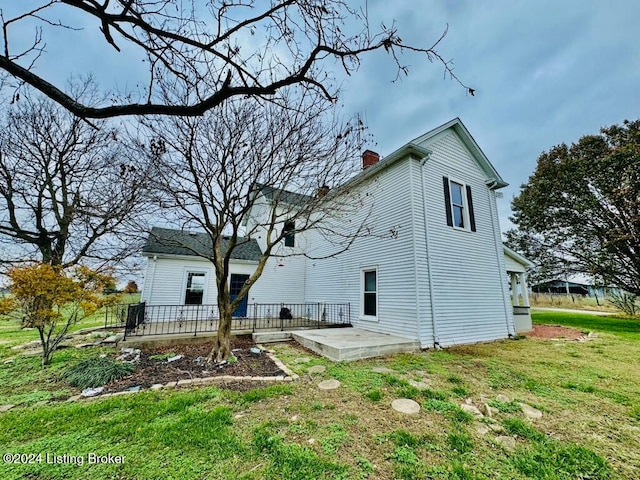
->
[104, 335, 287, 393]
[526, 324, 585, 340]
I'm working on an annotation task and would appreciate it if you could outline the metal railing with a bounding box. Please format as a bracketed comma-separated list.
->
[105, 302, 351, 338]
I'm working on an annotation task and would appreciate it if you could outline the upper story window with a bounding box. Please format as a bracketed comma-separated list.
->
[443, 176, 476, 232]
[283, 220, 295, 247]
[184, 271, 206, 305]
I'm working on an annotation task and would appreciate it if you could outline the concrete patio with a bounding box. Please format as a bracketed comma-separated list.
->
[288, 327, 421, 361]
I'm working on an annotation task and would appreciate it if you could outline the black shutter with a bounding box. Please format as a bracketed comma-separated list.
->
[443, 176, 453, 227]
[466, 185, 476, 232]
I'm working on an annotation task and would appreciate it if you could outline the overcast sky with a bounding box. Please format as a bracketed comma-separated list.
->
[3, 0, 639, 232]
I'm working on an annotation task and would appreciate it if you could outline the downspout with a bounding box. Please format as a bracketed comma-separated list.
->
[409, 161, 422, 344]
[487, 182, 514, 336]
[420, 156, 440, 348]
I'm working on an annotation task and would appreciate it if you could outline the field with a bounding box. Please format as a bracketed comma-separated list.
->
[0, 309, 639, 479]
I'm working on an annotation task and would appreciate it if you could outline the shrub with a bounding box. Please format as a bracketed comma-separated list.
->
[609, 291, 638, 316]
[62, 357, 135, 389]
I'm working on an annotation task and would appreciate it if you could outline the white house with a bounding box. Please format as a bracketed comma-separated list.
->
[140, 118, 532, 347]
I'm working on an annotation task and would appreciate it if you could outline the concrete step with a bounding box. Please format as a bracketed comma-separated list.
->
[252, 331, 293, 343]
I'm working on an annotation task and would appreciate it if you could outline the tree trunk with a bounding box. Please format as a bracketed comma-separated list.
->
[37, 327, 52, 367]
[207, 309, 232, 364]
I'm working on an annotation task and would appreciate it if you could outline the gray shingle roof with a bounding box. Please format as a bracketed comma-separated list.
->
[143, 227, 262, 261]
[255, 183, 313, 206]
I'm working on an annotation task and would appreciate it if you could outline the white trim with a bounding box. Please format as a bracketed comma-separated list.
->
[447, 177, 472, 232]
[181, 268, 209, 305]
[360, 266, 379, 322]
[142, 252, 259, 265]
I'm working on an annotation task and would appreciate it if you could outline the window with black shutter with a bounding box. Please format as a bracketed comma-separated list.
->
[443, 176, 476, 232]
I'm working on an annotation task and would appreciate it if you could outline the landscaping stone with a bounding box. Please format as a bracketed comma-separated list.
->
[476, 425, 490, 435]
[167, 354, 184, 363]
[75, 343, 97, 349]
[0, 404, 15, 413]
[81, 387, 104, 397]
[480, 403, 498, 417]
[519, 403, 543, 419]
[495, 435, 517, 451]
[294, 357, 311, 363]
[126, 386, 141, 392]
[372, 366, 395, 374]
[66, 395, 82, 402]
[307, 365, 326, 374]
[318, 379, 341, 390]
[460, 404, 484, 416]
[391, 398, 420, 414]
[177, 379, 193, 387]
[11, 340, 41, 350]
[102, 333, 125, 345]
[496, 394, 510, 403]
[150, 384, 164, 391]
[488, 423, 505, 433]
[408, 380, 430, 389]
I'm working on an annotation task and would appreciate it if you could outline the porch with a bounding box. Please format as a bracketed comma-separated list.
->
[504, 246, 535, 333]
[105, 302, 352, 340]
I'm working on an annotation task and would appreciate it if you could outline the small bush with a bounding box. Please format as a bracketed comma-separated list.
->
[609, 291, 638, 316]
[62, 357, 135, 389]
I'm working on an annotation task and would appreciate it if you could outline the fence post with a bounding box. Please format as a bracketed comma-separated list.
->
[280, 303, 284, 331]
[253, 303, 257, 333]
[194, 306, 199, 337]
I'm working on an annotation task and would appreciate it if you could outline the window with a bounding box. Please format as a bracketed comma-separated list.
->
[184, 272, 206, 305]
[283, 220, 295, 247]
[443, 176, 476, 232]
[363, 268, 377, 317]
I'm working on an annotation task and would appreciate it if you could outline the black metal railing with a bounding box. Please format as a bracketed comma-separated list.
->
[107, 302, 351, 338]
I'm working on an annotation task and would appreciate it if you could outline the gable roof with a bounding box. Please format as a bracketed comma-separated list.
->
[253, 118, 507, 207]
[411, 118, 508, 188]
[143, 227, 262, 261]
[322, 118, 507, 197]
[255, 183, 313, 206]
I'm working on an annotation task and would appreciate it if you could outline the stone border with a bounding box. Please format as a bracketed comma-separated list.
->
[0, 349, 299, 410]
[67, 350, 297, 403]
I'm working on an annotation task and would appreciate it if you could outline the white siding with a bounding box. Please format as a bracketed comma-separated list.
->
[416, 130, 513, 346]
[304, 160, 421, 341]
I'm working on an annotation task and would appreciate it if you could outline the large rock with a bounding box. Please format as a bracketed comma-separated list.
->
[495, 435, 517, 451]
[318, 379, 340, 390]
[460, 404, 484, 416]
[391, 399, 420, 414]
[519, 403, 543, 419]
[102, 333, 125, 345]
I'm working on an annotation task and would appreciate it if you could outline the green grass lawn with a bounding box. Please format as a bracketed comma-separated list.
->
[0, 310, 639, 479]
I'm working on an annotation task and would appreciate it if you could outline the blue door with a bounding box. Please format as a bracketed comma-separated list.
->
[230, 274, 250, 317]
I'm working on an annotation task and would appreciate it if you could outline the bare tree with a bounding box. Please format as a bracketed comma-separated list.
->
[0, 1, 472, 119]
[0, 85, 152, 270]
[143, 88, 371, 361]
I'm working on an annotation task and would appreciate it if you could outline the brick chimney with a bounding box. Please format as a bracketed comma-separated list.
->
[317, 185, 330, 198]
[362, 150, 380, 169]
